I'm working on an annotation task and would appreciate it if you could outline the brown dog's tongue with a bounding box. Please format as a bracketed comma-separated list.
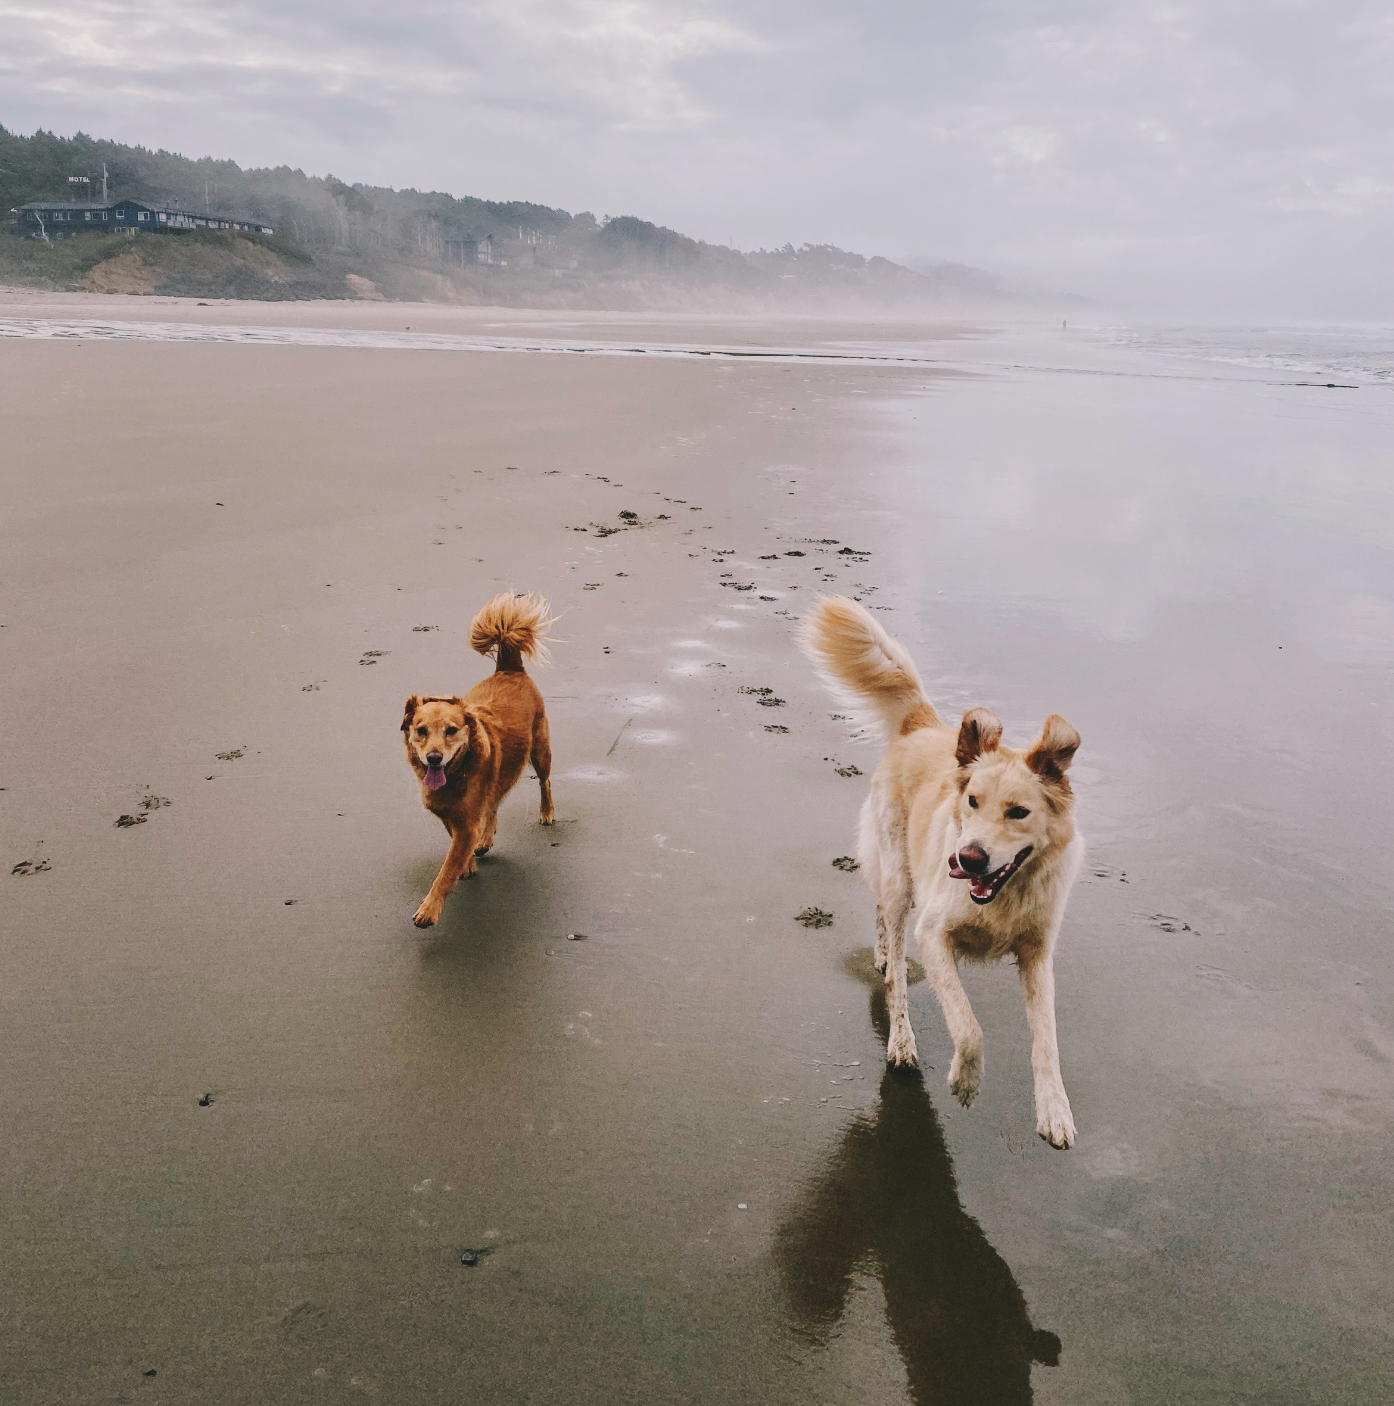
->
[424, 766, 447, 791]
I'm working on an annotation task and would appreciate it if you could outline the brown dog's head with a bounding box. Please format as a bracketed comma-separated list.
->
[401, 695, 493, 791]
[947, 708, 1080, 905]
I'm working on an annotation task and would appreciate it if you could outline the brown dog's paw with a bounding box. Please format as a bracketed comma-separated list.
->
[412, 900, 441, 928]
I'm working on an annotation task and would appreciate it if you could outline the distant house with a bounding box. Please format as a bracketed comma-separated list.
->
[10, 199, 274, 241]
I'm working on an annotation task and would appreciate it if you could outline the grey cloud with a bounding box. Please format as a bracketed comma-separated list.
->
[1, 0, 1390, 314]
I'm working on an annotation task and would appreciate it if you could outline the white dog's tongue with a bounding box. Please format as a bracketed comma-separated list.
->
[424, 765, 447, 791]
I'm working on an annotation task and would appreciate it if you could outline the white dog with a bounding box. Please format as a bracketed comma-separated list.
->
[801, 596, 1084, 1148]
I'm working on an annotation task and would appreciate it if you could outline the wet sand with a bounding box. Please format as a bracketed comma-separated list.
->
[2, 301, 1391, 1403]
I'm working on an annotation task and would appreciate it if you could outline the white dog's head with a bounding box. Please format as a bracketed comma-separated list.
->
[947, 708, 1080, 905]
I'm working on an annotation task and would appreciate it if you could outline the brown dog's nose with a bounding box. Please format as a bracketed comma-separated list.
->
[426, 751, 443, 766]
[957, 843, 990, 875]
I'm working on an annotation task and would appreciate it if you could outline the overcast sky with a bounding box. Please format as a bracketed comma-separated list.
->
[3, 1, 1391, 315]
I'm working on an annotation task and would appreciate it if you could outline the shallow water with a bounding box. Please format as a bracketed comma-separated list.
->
[1103, 322, 1394, 384]
[1, 319, 1389, 1403]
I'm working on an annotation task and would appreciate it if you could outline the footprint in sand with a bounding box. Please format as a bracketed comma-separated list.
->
[1146, 913, 1191, 933]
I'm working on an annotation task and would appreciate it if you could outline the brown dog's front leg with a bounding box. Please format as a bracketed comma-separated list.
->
[413, 825, 479, 928]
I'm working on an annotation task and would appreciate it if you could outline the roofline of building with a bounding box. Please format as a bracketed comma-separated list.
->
[17, 198, 272, 227]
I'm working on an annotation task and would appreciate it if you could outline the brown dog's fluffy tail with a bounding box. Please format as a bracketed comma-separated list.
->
[799, 594, 938, 742]
[469, 591, 553, 670]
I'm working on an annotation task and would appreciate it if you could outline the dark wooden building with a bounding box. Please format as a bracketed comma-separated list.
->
[10, 199, 274, 241]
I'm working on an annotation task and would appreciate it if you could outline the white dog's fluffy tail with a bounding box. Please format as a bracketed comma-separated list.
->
[799, 594, 938, 741]
[470, 591, 553, 669]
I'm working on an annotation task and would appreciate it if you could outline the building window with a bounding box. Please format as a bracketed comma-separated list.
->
[137, 211, 148, 222]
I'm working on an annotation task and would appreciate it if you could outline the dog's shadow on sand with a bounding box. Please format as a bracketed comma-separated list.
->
[402, 842, 557, 951]
[773, 953, 1061, 1405]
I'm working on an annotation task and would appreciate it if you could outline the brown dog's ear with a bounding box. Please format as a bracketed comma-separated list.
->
[462, 706, 494, 763]
[955, 707, 1003, 767]
[401, 695, 421, 734]
[1026, 714, 1080, 783]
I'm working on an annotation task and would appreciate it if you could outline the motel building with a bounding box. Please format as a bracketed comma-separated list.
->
[11, 199, 274, 241]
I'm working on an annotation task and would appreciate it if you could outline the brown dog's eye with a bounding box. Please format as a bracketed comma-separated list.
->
[416, 727, 428, 739]
[1006, 805, 1030, 820]
[967, 795, 978, 809]
[444, 726, 459, 737]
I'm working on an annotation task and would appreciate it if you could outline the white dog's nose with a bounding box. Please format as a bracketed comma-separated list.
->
[957, 842, 990, 875]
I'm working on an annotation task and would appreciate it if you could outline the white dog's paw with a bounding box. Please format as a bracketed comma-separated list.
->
[873, 951, 888, 976]
[948, 1047, 981, 1107]
[1036, 1087, 1076, 1149]
[885, 1020, 918, 1069]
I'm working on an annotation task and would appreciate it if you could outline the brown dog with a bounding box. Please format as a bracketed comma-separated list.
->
[402, 592, 556, 928]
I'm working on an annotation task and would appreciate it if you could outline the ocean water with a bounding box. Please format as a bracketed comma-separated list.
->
[1103, 323, 1394, 385]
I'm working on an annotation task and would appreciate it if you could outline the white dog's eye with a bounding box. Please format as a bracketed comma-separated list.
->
[967, 795, 978, 809]
[1006, 805, 1030, 820]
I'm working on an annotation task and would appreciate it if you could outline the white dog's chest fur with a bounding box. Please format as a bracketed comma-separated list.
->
[904, 791, 1084, 963]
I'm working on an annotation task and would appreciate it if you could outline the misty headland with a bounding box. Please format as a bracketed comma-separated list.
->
[0, 126, 1068, 313]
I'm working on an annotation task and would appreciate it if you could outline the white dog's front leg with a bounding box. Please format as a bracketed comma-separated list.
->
[1018, 947, 1076, 1149]
[917, 913, 983, 1106]
[881, 882, 917, 1068]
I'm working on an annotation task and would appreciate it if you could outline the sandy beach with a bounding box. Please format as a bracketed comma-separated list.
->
[2, 294, 1391, 1404]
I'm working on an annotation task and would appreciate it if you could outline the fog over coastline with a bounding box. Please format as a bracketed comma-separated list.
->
[2, 1, 1391, 318]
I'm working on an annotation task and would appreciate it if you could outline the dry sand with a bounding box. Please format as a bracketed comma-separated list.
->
[2, 298, 1391, 1404]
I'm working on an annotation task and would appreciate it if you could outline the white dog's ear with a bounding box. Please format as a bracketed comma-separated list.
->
[955, 707, 1002, 767]
[1026, 714, 1080, 783]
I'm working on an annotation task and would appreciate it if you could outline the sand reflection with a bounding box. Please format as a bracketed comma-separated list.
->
[775, 962, 1060, 1404]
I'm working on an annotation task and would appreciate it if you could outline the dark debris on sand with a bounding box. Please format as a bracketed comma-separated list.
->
[795, 907, 834, 929]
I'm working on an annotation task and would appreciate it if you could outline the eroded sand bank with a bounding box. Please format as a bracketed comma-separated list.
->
[2, 309, 1390, 1404]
